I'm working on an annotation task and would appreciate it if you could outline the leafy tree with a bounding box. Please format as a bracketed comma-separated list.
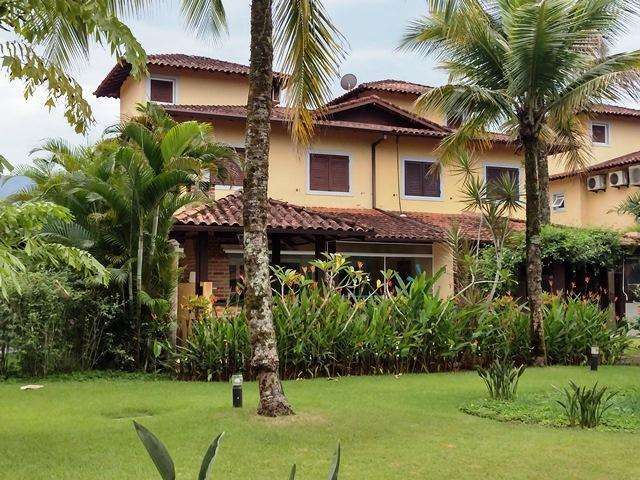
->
[401, 0, 640, 363]
[0, 0, 147, 135]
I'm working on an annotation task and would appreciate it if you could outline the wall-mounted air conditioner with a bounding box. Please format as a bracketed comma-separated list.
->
[587, 174, 606, 191]
[629, 165, 640, 186]
[609, 170, 628, 187]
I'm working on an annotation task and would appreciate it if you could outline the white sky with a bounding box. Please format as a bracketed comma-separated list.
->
[1, 0, 639, 167]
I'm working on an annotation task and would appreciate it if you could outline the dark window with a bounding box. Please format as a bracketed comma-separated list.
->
[591, 123, 608, 144]
[486, 166, 520, 197]
[150, 78, 174, 103]
[212, 147, 245, 187]
[272, 83, 281, 103]
[309, 153, 350, 192]
[404, 160, 441, 197]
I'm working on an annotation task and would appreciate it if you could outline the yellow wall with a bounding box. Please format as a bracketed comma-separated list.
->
[119, 66, 251, 120]
[208, 119, 524, 216]
[550, 175, 639, 229]
[549, 114, 640, 174]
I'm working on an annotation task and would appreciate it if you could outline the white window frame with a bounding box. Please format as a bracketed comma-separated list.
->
[590, 121, 610, 146]
[483, 161, 523, 196]
[400, 157, 444, 201]
[306, 150, 353, 196]
[214, 143, 244, 191]
[148, 75, 178, 105]
[551, 192, 566, 212]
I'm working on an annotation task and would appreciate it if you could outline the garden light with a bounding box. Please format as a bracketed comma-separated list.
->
[590, 346, 600, 371]
[231, 374, 243, 408]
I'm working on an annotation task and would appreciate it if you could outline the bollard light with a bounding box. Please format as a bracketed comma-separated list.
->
[231, 374, 243, 408]
[590, 346, 600, 371]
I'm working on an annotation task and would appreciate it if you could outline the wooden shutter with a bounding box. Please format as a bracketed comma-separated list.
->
[405, 161, 440, 197]
[422, 163, 441, 197]
[328, 156, 349, 192]
[309, 154, 330, 191]
[486, 166, 519, 196]
[150, 79, 174, 103]
[404, 161, 423, 196]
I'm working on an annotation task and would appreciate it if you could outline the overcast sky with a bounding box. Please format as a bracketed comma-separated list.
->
[2, 0, 640, 168]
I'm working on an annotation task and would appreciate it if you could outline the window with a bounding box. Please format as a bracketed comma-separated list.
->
[403, 160, 441, 198]
[212, 147, 245, 188]
[551, 192, 566, 212]
[150, 78, 175, 103]
[309, 153, 350, 193]
[485, 165, 520, 197]
[591, 122, 609, 145]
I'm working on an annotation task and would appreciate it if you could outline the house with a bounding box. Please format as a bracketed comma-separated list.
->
[549, 105, 640, 230]
[95, 53, 525, 313]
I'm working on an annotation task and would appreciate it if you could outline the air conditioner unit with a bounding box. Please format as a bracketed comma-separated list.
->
[587, 174, 606, 191]
[629, 165, 640, 186]
[609, 170, 628, 187]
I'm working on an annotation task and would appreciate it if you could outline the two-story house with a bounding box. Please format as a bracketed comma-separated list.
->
[95, 53, 525, 307]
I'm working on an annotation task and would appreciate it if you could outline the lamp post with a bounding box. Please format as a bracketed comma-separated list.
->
[231, 374, 243, 408]
[590, 346, 600, 371]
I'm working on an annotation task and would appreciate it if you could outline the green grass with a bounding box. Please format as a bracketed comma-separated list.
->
[1, 366, 640, 479]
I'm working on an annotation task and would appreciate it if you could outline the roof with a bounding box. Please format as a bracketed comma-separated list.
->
[174, 194, 522, 242]
[174, 193, 370, 234]
[328, 79, 432, 106]
[95, 53, 284, 98]
[587, 103, 640, 119]
[163, 103, 513, 143]
[550, 150, 640, 181]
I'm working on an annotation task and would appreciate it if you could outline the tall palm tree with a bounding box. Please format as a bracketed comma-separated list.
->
[401, 0, 640, 363]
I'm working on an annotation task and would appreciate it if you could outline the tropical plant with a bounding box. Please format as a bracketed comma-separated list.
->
[0, 0, 146, 139]
[133, 421, 341, 479]
[477, 359, 526, 401]
[556, 381, 617, 428]
[401, 0, 640, 364]
[14, 107, 231, 368]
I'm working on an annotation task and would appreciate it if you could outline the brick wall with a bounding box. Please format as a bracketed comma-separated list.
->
[178, 234, 231, 301]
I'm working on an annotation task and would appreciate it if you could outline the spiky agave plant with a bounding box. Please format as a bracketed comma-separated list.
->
[477, 359, 526, 401]
[133, 421, 340, 479]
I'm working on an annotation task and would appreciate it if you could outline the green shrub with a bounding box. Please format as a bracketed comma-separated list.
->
[166, 257, 626, 381]
[477, 359, 525, 400]
[0, 270, 122, 377]
[556, 382, 618, 428]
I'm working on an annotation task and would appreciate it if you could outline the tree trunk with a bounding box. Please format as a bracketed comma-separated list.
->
[243, 0, 293, 416]
[538, 153, 551, 224]
[522, 133, 547, 364]
[135, 219, 144, 369]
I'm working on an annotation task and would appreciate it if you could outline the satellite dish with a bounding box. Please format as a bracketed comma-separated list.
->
[340, 73, 358, 91]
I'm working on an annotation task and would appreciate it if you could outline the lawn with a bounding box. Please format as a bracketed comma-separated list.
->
[1, 367, 639, 479]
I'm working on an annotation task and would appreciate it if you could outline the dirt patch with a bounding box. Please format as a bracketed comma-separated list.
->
[249, 411, 329, 427]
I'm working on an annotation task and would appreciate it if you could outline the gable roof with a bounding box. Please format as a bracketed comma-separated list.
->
[328, 79, 432, 106]
[324, 95, 451, 132]
[550, 149, 640, 181]
[162, 103, 463, 140]
[95, 53, 284, 98]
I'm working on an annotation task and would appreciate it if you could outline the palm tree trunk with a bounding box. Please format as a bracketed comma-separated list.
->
[538, 153, 551, 224]
[243, 0, 293, 416]
[148, 205, 160, 260]
[135, 219, 144, 369]
[522, 133, 547, 364]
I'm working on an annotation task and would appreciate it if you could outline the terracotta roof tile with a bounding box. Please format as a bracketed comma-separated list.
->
[174, 193, 370, 234]
[95, 54, 285, 98]
[328, 79, 432, 106]
[587, 103, 640, 118]
[550, 150, 640, 181]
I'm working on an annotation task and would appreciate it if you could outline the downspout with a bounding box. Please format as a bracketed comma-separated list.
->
[371, 135, 387, 209]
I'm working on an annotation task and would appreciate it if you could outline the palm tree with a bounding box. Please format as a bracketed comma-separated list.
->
[401, 0, 640, 363]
